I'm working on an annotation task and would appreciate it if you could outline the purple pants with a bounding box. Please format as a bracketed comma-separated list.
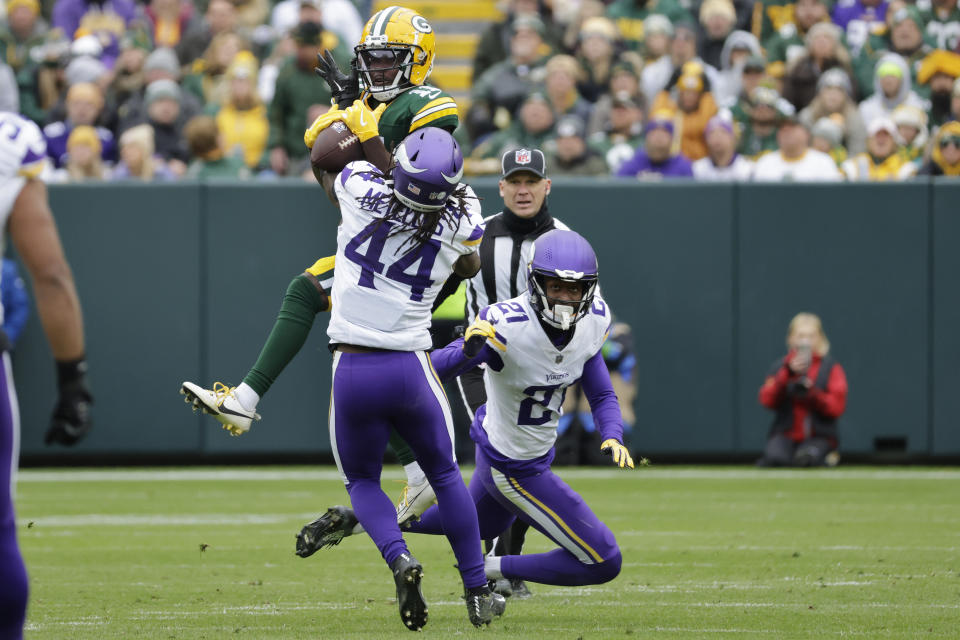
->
[407, 443, 622, 586]
[0, 353, 28, 639]
[329, 350, 486, 589]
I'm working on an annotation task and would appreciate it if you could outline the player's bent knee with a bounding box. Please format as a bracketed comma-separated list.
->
[285, 274, 329, 314]
[591, 549, 622, 584]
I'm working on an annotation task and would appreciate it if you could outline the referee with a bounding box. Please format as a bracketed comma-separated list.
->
[459, 148, 571, 599]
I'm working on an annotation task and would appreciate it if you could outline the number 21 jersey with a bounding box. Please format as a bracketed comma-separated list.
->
[327, 160, 484, 351]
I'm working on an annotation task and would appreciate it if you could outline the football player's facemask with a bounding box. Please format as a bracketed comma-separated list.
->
[527, 229, 600, 331]
[355, 6, 436, 101]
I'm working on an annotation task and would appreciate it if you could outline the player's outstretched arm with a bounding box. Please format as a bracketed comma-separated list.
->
[9, 178, 92, 446]
[581, 351, 634, 469]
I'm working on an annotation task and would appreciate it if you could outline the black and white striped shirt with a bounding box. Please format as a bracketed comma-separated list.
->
[465, 207, 569, 322]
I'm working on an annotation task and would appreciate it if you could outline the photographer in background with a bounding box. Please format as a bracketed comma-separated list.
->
[757, 312, 847, 467]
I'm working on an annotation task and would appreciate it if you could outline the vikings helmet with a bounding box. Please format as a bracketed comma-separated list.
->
[392, 127, 463, 212]
[527, 230, 599, 330]
[355, 6, 436, 101]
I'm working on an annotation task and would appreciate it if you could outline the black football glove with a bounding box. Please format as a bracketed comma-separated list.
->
[315, 51, 360, 108]
[45, 360, 93, 446]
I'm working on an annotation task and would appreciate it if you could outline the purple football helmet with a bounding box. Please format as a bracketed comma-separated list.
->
[392, 127, 463, 212]
[527, 229, 599, 330]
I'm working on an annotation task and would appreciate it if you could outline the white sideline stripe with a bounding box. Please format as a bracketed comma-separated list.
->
[16, 467, 960, 483]
[20, 512, 322, 527]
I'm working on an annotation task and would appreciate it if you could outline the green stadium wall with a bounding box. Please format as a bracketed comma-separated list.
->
[12, 179, 958, 460]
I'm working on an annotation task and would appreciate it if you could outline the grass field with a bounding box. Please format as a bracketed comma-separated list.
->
[15, 466, 960, 639]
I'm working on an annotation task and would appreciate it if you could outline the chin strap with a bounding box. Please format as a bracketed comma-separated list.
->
[554, 304, 575, 330]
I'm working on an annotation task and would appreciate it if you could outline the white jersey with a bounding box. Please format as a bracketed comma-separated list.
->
[328, 161, 484, 350]
[480, 293, 612, 460]
[752, 149, 842, 182]
[0, 112, 48, 325]
[692, 154, 754, 181]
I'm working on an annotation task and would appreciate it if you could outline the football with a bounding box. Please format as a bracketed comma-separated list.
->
[310, 120, 363, 172]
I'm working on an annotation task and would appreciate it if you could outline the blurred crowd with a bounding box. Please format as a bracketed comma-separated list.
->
[3, 0, 960, 181]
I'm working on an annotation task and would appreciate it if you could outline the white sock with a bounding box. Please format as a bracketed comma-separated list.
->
[403, 462, 427, 486]
[484, 555, 503, 580]
[233, 383, 260, 411]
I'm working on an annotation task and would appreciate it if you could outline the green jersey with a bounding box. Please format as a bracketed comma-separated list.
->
[750, 0, 796, 45]
[605, 0, 693, 51]
[920, 5, 960, 50]
[369, 84, 459, 152]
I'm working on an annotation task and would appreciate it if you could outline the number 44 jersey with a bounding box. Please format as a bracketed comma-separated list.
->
[478, 293, 612, 461]
[328, 160, 484, 351]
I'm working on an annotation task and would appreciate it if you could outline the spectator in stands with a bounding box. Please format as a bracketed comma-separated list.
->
[641, 14, 673, 65]
[832, 0, 889, 56]
[473, 0, 560, 81]
[43, 82, 115, 168]
[642, 20, 720, 107]
[715, 30, 763, 108]
[574, 16, 623, 103]
[143, 78, 189, 174]
[728, 55, 767, 123]
[588, 91, 645, 173]
[782, 22, 855, 112]
[62, 125, 107, 181]
[107, 35, 150, 117]
[233, 0, 270, 32]
[561, 0, 606, 53]
[587, 60, 645, 136]
[267, 21, 337, 175]
[471, 92, 557, 160]
[184, 115, 250, 179]
[858, 53, 927, 126]
[765, 0, 833, 66]
[616, 109, 694, 178]
[810, 116, 847, 165]
[854, 6, 930, 99]
[917, 50, 960, 128]
[799, 68, 868, 155]
[841, 115, 916, 179]
[953, 78, 960, 123]
[0, 0, 47, 74]
[212, 51, 268, 170]
[271, 0, 363, 48]
[757, 312, 847, 467]
[606, 0, 693, 53]
[0, 60, 17, 112]
[144, 0, 198, 50]
[544, 55, 593, 124]
[469, 14, 550, 141]
[543, 115, 609, 176]
[51, 0, 138, 67]
[737, 86, 787, 158]
[753, 112, 842, 180]
[119, 47, 202, 133]
[653, 61, 718, 160]
[918, 120, 960, 175]
[692, 112, 754, 179]
[0, 259, 29, 350]
[182, 32, 248, 108]
[177, 0, 238, 66]
[697, 0, 738, 69]
[920, 0, 960, 51]
[110, 123, 176, 180]
[892, 104, 928, 166]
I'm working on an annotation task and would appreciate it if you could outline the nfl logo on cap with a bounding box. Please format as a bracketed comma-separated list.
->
[516, 149, 531, 164]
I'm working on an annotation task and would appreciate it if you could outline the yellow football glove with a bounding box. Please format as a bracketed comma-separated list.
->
[600, 439, 635, 469]
[303, 106, 346, 149]
[463, 318, 506, 357]
[342, 99, 387, 143]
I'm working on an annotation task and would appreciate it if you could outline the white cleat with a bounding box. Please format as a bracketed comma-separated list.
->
[396, 480, 437, 525]
[180, 381, 260, 436]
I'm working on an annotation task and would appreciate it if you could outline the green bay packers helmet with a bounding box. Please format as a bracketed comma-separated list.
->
[356, 6, 436, 101]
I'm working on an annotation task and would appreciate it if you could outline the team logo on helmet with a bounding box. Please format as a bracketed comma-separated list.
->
[515, 149, 531, 164]
[411, 15, 432, 33]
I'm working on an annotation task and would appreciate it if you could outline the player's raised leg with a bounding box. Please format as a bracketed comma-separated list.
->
[0, 354, 28, 639]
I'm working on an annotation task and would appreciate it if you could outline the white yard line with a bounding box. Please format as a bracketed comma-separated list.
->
[19, 513, 322, 527]
[16, 467, 960, 483]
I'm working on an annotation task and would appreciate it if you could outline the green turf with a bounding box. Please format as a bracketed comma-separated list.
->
[15, 466, 960, 638]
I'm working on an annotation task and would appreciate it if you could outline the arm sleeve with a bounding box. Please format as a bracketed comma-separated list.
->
[1, 260, 29, 346]
[429, 337, 504, 381]
[808, 363, 848, 418]
[580, 350, 625, 444]
[758, 358, 791, 408]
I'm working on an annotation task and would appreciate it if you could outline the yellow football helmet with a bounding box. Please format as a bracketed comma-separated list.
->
[355, 6, 436, 101]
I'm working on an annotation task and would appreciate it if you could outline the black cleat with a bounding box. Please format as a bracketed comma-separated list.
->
[510, 578, 533, 599]
[489, 577, 512, 598]
[391, 553, 428, 631]
[295, 506, 358, 558]
[465, 586, 506, 627]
